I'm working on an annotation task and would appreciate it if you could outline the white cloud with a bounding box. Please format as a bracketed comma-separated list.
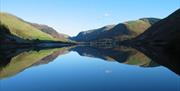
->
[104, 13, 110, 17]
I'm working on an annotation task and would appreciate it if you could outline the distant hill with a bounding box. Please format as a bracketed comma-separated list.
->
[71, 18, 160, 42]
[71, 25, 115, 41]
[28, 23, 70, 41]
[0, 12, 69, 43]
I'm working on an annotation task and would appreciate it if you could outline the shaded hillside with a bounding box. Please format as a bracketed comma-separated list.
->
[133, 9, 180, 55]
[134, 9, 180, 46]
[71, 18, 160, 42]
[71, 25, 115, 41]
[0, 24, 28, 43]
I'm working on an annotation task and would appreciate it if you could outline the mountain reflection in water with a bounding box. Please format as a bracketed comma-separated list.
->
[0, 45, 179, 79]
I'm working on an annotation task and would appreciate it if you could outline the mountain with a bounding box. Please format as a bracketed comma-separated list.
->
[0, 12, 70, 43]
[133, 9, 180, 55]
[71, 25, 115, 41]
[71, 18, 160, 42]
[0, 13, 57, 41]
[28, 23, 70, 41]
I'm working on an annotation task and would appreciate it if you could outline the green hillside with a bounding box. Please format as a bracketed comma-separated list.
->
[124, 20, 151, 35]
[0, 12, 57, 41]
[124, 18, 160, 35]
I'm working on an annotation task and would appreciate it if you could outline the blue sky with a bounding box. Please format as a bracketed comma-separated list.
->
[1, 0, 179, 36]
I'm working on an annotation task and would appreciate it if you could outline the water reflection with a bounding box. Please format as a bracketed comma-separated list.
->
[0, 45, 179, 79]
[71, 46, 159, 67]
[0, 47, 71, 79]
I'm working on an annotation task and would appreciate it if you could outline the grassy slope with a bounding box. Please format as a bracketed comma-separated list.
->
[124, 20, 151, 35]
[115, 19, 159, 40]
[0, 12, 57, 41]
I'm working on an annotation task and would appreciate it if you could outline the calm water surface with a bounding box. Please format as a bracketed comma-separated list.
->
[0, 46, 179, 91]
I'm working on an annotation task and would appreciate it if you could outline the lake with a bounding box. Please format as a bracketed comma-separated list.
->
[0, 46, 179, 91]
